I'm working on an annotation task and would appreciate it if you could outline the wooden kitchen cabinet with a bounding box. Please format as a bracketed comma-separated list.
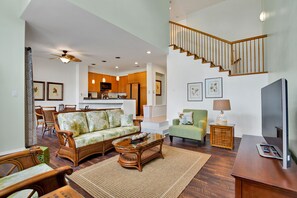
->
[118, 76, 128, 93]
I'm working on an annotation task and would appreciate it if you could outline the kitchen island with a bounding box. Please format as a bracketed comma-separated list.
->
[79, 99, 136, 117]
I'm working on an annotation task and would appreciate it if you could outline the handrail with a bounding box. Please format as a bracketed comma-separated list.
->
[170, 21, 267, 45]
[169, 21, 232, 44]
[232, 35, 267, 44]
[169, 21, 268, 75]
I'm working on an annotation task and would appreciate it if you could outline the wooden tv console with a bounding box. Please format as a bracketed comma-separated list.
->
[232, 135, 297, 198]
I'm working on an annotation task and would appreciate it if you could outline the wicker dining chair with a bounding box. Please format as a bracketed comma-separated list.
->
[63, 105, 76, 112]
[41, 106, 57, 137]
[35, 106, 45, 131]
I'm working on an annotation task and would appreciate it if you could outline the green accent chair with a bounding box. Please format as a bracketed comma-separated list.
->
[169, 109, 208, 145]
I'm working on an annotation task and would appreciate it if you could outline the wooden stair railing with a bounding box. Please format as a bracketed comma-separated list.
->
[170, 21, 268, 76]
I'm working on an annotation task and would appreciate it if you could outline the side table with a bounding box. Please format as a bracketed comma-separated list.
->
[209, 123, 235, 150]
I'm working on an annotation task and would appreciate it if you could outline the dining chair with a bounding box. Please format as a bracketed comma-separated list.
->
[41, 106, 57, 137]
[63, 105, 76, 112]
[35, 106, 45, 131]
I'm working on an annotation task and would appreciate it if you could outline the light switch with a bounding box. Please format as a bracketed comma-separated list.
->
[12, 90, 18, 97]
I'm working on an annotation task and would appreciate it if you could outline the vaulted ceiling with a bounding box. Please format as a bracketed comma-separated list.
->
[22, 0, 224, 74]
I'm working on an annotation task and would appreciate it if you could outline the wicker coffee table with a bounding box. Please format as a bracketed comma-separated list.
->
[112, 133, 165, 172]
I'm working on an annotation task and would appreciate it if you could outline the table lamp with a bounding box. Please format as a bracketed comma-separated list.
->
[213, 99, 231, 125]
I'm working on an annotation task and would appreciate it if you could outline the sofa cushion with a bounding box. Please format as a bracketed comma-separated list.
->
[179, 112, 193, 125]
[0, 163, 52, 197]
[86, 111, 109, 132]
[99, 126, 140, 141]
[74, 132, 104, 148]
[169, 125, 204, 140]
[58, 112, 89, 137]
[121, 114, 133, 127]
[106, 109, 124, 128]
[120, 126, 140, 135]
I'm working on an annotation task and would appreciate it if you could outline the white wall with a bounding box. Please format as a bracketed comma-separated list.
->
[167, 48, 268, 137]
[185, 0, 263, 41]
[263, 0, 297, 159]
[67, 0, 169, 52]
[0, 0, 30, 154]
[33, 57, 77, 108]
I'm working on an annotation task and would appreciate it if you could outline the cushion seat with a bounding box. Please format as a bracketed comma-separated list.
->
[0, 163, 52, 197]
[74, 132, 104, 148]
[169, 125, 204, 140]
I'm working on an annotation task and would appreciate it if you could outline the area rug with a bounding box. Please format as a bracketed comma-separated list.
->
[68, 145, 210, 198]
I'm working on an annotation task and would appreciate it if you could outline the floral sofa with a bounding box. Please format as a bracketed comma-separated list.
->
[53, 109, 140, 166]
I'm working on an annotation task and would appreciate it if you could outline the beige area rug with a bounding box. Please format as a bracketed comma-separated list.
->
[68, 145, 210, 198]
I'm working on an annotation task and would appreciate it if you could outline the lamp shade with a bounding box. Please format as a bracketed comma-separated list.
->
[213, 99, 231, 111]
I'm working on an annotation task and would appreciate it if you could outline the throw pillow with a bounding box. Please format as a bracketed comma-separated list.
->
[106, 109, 124, 128]
[179, 112, 193, 125]
[121, 114, 133, 127]
[57, 112, 89, 137]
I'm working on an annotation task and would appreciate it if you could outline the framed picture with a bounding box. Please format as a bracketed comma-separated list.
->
[187, 82, 203, 101]
[33, 81, 45, 101]
[47, 82, 63, 101]
[156, 80, 162, 96]
[205, 77, 223, 98]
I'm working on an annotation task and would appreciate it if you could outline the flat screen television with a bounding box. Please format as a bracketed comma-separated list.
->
[259, 78, 291, 169]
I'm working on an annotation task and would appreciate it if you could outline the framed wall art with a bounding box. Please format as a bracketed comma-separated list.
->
[47, 82, 63, 101]
[33, 81, 45, 101]
[156, 80, 162, 96]
[187, 82, 203, 101]
[205, 77, 223, 98]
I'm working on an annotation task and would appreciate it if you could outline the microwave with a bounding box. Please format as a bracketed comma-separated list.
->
[100, 82, 112, 91]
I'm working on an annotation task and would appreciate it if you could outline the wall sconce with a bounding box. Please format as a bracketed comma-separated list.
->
[259, 11, 266, 22]
[91, 79, 95, 84]
[116, 76, 120, 81]
[102, 78, 106, 82]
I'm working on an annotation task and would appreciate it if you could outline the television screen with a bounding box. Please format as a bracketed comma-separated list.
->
[261, 78, 290, 168]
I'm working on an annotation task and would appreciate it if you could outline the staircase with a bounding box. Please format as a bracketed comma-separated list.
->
[170, 21, 268, 76]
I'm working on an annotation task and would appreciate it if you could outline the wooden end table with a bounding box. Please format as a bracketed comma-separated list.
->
[112, 133, 165, 172]
[210, 123, 235, 150]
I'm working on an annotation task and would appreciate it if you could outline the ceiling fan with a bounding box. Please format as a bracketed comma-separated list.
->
[50, 50, 82, 63]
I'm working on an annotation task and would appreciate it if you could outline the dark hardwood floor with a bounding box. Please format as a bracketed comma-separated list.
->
[38, 129, 240, 198]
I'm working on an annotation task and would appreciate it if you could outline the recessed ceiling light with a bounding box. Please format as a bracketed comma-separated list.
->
[102, 60, 106, 62]
[115, 66, 119, 69]
[136, 65, 140, 67]
[115, 57, 120, 59]
[91, 63, 96, 66]
[135, 62, 138, 65]
[146, 51, 151, 54]
[169, 7, 171, 10]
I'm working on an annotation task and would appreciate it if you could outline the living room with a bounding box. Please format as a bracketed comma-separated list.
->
[1, 0, 297, 197]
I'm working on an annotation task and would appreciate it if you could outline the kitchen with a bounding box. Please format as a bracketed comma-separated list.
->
[83, 71, 147, 116]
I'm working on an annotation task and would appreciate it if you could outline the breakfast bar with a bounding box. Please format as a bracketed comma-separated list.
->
[79, 99, 136, 117]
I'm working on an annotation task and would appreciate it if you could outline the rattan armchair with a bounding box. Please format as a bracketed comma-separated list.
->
[0, 147, 73, 197]
[42, 106, 57, 137]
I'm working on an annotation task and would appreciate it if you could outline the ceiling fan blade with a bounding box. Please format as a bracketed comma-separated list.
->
[49, 57, 59, 60]
[50, 54, 61, 57]
[71, 58, 82, 62]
